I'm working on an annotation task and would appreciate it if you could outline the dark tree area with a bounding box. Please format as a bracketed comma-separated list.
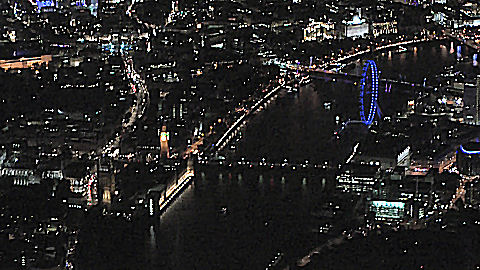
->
[75, 210, 148, 270]
[0, 180, 72, 269]
[397, 6, 428, 35]
[0, 180, 67, 219]
[134, 1, 171, 25]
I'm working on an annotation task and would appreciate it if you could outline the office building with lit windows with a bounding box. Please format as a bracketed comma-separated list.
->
[463, 76, 480, 125]
[336, 164, 381, 195]
[369, 200, 405, 224]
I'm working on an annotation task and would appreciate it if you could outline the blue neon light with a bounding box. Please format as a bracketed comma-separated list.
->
[102, 42, 133, 54]
[75, 0, 87, 7]
[359, 60, 379, 126]
[36, 0, 54, 10]
[460, 145, 480, 155]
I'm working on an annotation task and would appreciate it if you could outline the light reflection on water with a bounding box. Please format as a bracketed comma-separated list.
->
[377, 40, 468, 83]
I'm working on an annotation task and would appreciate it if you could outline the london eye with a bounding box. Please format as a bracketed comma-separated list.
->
[359, 60, 379, 126]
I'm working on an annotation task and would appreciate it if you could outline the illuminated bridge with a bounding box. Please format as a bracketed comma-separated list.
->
[209, 80, 293, 157]
[269, 38, 429, 72]
[272, 38, 434, 89]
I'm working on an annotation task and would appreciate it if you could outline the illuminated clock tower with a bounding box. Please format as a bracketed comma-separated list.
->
[160, 125, 170, 159]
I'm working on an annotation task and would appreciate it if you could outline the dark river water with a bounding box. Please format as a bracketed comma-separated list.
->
[149, 168, 332, 269]
[84, 39, 477, 270]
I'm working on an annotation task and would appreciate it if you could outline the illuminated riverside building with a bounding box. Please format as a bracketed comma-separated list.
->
[147, 159, 194, 219]
[303, 20, 335, 42]
[147, 184, 166, 218]
[336, 164, 381, 196]
[368, 200, 405, 224]
[339, 15, 369, 39]
[0, 55, 52, 70]
[457, 143, 480, 176]
[371, 21, 397, 37]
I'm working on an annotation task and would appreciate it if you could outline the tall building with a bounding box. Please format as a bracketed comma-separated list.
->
[465, 180, 480, 208]
[457, 143, 480, 176]
[147, 184, 166, 218]
[476, 75, 480, 125]
[463, 77, 480, 125]
[97, 157, 115, 205]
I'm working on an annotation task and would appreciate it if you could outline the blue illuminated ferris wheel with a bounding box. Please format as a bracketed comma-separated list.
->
[359, 60, 379, 126]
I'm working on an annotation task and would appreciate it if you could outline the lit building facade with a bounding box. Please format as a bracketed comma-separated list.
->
[0, 55, 53, 70]
[338, 15, 369, 39]
[371, 21, 397, 37]
[463, 80, 479, 125]
[369, 200, 405, 224]
[303, 21, 335, 42]
[1, 167, 39, 186]
[336, 164, 381, 195]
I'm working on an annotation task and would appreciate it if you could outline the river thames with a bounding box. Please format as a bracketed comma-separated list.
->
[79, 39, 476, 270]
